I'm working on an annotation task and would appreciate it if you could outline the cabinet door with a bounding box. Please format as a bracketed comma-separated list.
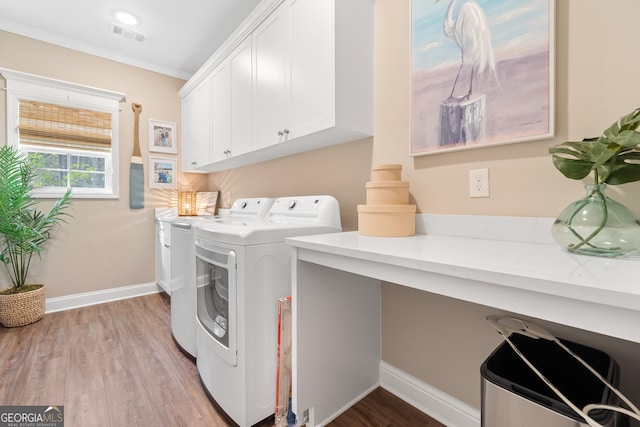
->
[155, 221, 171, 295]
[210, 62, 231, 163]
[252, 5, 289, 150]
[230, 37, 253, 157]
[289, 0, 335, 138]
[182, 77, 211, 172]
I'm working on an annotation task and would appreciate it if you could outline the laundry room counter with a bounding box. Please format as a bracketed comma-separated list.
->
[286, 214, 640, 426]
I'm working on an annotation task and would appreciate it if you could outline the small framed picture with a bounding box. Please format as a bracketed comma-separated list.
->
[149, 157, 177, 189]
[148, 119, 177, 154]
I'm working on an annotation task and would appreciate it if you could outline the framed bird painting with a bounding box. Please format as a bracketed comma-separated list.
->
[410, 0, 555, 155]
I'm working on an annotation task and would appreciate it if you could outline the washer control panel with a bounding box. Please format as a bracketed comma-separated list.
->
[267, 196, 341, 227]
[228, 197, 274, 217]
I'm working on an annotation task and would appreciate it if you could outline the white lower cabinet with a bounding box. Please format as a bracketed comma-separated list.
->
[179, 0, 373, 172]
[155, 220, 171, 294]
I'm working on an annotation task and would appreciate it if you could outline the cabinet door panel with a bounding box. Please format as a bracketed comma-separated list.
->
[210, 63, 231, 163]
[155, 221, 171, 294]
[253, 6, 289, 150]
[182, 78, 211, 171]
[230, 38, 253, 157]
[289, 0, 335, 137]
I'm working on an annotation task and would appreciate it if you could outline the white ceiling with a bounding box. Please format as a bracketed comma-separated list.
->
[0, 0, 263, 80]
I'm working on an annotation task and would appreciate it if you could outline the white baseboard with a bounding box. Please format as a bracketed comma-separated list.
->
[379, 361, 480, 427]
[45, 282, 163, 313]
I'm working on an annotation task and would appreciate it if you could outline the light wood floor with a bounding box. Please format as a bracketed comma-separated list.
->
[0, 293, 445, 426]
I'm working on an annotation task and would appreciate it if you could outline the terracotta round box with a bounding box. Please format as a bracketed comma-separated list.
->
[371, 164, 402, 182]
[366, 181, 410, 205]
[357, 204, 416, 237]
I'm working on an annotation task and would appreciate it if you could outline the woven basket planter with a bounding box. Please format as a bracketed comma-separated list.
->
[0, 285, 46, 327]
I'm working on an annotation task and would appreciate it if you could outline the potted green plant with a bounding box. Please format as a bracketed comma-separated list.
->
[549, 107, 640, 257]
[0, 145, 71, 327]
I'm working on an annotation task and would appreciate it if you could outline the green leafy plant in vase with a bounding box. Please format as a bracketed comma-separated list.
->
[549, 107, 640, 257]
[0, 145, 71, 326]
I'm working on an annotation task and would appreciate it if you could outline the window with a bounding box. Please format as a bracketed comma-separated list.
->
[1, 68, 125, 198]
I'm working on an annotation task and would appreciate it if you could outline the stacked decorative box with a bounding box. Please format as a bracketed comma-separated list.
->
[358, 164, 416, 237]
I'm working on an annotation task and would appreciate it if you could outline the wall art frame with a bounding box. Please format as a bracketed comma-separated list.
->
[149, 157, 177, 189]
[148, 119, 177, 154]
[410, 0, 555, 155]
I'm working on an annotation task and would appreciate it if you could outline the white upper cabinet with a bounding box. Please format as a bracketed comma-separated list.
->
[209, 36, 253, 164]
[229, 37, 254, 157]
[210, 61, 231, 163]
[288, 0, 334, 138]
[181, 77, 211, 172]
[179, 0, 373, 172]
[252, 5, 290, 150]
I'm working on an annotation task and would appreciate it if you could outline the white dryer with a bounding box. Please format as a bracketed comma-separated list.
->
[194, 195, 341, 427]
[170, 197, 273, 358]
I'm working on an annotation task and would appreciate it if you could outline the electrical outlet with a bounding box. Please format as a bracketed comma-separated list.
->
[469, 168, 489, 198]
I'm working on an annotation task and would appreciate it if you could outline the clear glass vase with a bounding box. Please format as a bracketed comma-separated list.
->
[551, 184, 640, 257]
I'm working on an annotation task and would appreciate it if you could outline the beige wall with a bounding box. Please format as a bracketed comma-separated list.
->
[208, 138, 373, 231]
[375, 0, 640, 217]
[205, 0, 640, 413]
[208, 0, 640, 221]
[3, 0, 640, 415]
[377, 0, 640, 412]
[0, 31, 208, 298]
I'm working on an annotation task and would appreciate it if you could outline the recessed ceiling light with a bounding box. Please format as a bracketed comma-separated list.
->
[115, 11, 138, 26]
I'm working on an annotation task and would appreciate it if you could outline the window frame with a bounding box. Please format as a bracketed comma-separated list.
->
[1, 68, 125, 199]
[25, 145, 113, 197]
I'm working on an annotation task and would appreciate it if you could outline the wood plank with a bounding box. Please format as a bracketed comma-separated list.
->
[328, 388, 446, 427]
[64, 319, 106, 399]
[36, 356, 66, 405]
[65, 388, 110, 427]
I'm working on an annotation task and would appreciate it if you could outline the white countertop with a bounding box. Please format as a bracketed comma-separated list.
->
[286, 215, 640, 343]
[154, 207, 177, 221]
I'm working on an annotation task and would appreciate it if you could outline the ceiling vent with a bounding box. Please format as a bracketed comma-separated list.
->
[111, 23, 146, 43]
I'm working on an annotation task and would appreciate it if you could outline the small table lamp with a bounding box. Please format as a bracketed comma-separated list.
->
[178, 191, 197, 216]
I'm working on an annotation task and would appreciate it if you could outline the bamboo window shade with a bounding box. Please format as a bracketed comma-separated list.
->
[18, 100, 112, 151]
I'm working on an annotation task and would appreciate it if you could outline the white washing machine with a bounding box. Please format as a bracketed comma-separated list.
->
[170, 197, 273, 358]
[194, 195, 341, 427]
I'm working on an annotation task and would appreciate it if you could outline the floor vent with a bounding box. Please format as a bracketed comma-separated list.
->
[111, 23, 146, 43]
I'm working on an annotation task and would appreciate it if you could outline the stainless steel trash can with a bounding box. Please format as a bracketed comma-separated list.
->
[481, 333, 622, 427]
